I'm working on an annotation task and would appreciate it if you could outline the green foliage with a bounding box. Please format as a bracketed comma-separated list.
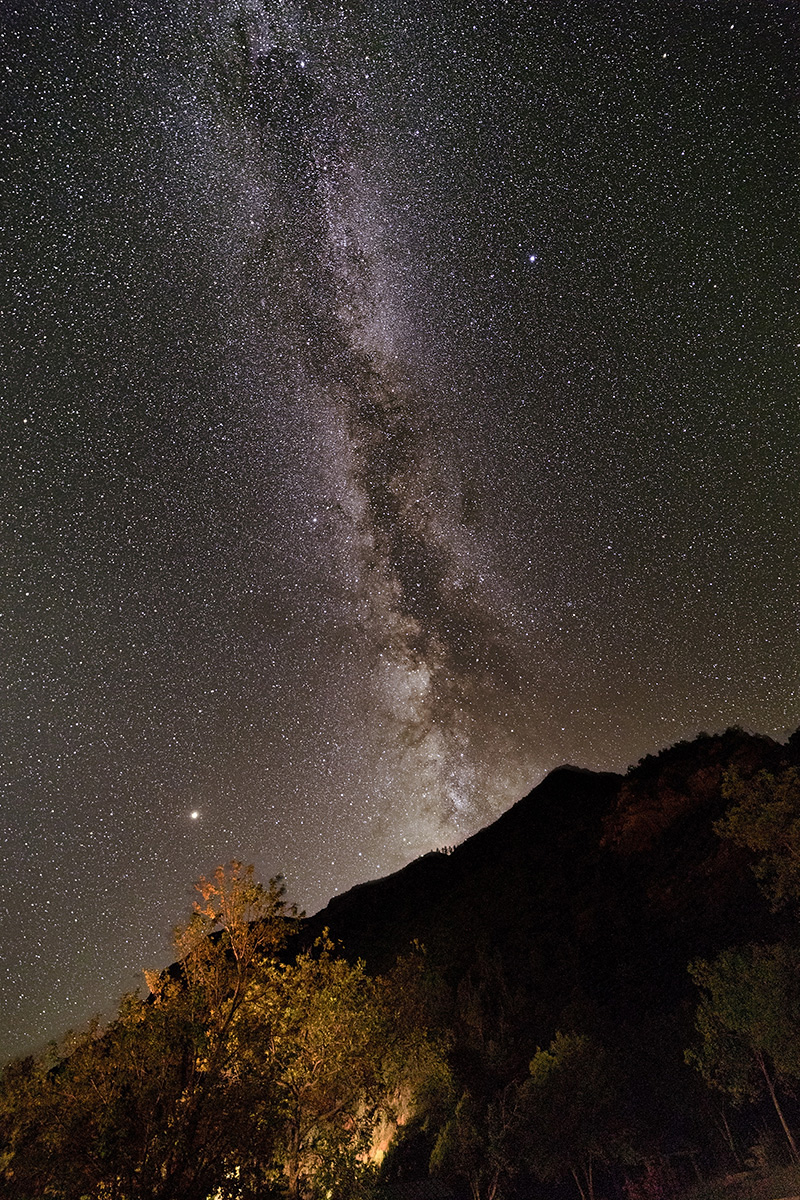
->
[691, 768, 800, 1161]
[687, 942, 800, 1160]
[717, 769, 800, 909]
[239, 936, 393, 1198]
[432, 1032, 630, 1200]
[688, 943, 800, 1097]
[518, 1032, 630, 1200]
[429, 1085, 518, 1200]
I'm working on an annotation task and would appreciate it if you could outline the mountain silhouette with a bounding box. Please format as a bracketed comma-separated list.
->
[306, 727, 798, 1175]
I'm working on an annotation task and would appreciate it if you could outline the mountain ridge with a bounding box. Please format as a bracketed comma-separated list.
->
[303, 727, 798, 1175]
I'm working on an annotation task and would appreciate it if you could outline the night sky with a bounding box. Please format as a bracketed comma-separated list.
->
[1, 0, 797, 1061]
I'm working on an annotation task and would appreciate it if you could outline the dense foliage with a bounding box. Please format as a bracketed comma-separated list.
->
[0, 863, 446, 1200]
[6, 730, 800, 1200]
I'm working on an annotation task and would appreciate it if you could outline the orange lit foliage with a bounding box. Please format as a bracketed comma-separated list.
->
[0, 864, 443, 1200]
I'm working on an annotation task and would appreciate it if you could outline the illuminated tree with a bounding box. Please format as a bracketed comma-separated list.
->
[0, 866, 445, 1200]
[239, 936, 445, 1199]
[0, 862, 296, 1200]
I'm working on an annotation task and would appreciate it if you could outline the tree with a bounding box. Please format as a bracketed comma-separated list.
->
[687, 942, 800, 1162]
[429, 1085, 518, 1200]
[518, 1031, 629, 1200]
[0, 867, 446, 1200]
[0, 862, 296, 1200]
[716, 768, 800, 909]
[0, 1043, 88, 1200]
[238, 936, 445, 1199]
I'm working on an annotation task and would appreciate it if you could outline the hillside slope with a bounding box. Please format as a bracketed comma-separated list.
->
[307, 728, 797, 1166]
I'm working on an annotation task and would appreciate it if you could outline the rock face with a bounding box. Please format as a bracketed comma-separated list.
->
[306, 728, 798, 1158]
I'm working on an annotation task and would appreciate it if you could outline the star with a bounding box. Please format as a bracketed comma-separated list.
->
[1, 0, 795, 1064]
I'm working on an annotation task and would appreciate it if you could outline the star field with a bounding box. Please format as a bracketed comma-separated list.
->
[1, 0, 797, 1060]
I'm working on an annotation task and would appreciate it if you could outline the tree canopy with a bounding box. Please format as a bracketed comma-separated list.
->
[0, 863, 444, 1200]
[687, 942, 800, 1162]
[717, 768, 800, 910]
[517, 1032, 629, 1200]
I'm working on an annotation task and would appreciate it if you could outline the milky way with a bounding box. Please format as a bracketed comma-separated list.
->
[2, 0, 797, 1059]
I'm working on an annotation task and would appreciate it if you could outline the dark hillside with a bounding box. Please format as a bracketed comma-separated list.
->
[308, 728, 796, 1166]
[308, 764, 618, 976]
[309, 731, 786, 999]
